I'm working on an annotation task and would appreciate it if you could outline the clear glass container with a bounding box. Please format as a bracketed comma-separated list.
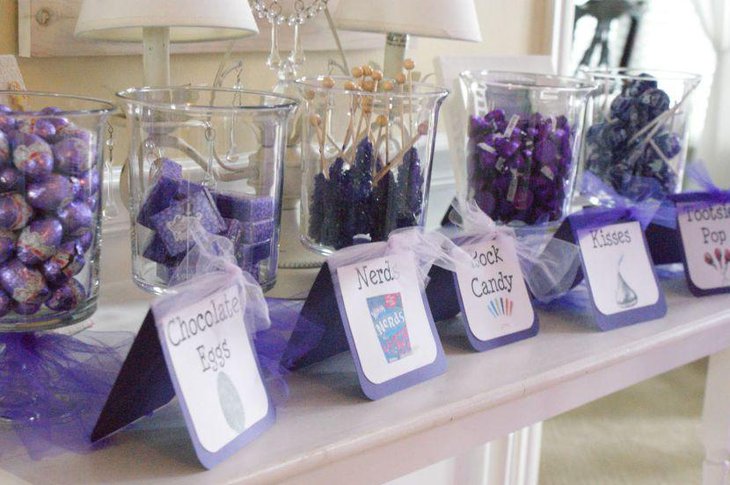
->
[117, 87, 297, 294]
[296, 76, 448, 254]
[460, 71, 595, 226]
[580, 68, 701, 199]
[0, 91, 115, 332]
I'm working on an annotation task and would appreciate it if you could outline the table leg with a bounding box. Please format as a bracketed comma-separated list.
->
[703, 348, 730, 484]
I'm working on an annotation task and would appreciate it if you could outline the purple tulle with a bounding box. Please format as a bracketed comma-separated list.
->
[0, 330, 132, 459]
[686, 162, 730, 201]
[581, 171, 677, 229]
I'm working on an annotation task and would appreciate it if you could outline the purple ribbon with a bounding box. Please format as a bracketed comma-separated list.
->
[580, 171, 677, 229]
[686, 162, 730, 202]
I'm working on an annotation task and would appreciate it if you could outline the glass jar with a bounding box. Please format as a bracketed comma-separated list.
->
[580, 68, 701, 199]
[117, 87, 297, 294]
[0, 91, 115, 332]
[460, 71, 595, 226]
[296, 76, 448, 255]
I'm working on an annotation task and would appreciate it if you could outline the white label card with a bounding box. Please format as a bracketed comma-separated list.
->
[455, 235, 534, 342]
[577, 220, 659, 316]
[336, 255, 438, 385]
[676, 201, 730, 291]
[158, 284, 269, 453]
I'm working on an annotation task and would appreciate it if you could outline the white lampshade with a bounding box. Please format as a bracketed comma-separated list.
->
[74, 0, 259, 42]
[333, 0, 482, 42]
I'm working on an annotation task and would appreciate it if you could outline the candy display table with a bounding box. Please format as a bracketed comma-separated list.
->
[1, 227, 730, 484]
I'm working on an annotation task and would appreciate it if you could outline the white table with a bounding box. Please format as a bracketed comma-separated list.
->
[2, 233, 730, 484]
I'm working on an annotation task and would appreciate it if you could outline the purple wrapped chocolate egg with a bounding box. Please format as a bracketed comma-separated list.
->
[45, 278, 85, 312]
[0, 113, 15, 133]
[0, 131, 9, 164]
[70, 169, 100, 199]
[0, 167, 22, 192]
[73, 230, 93, 253]
[0, 193, 32, 230]
[0, 259, 49, 304]
[12, 133, 54, 181]
[17, 118, 57, 141]
[56, 124, 94, 145]
[14, 301, 41, 315]
[57, 201, 93, 235]
[0, 229, 16, 264]
[0, 288, 13, 317]
[16, 217, 63, 266]
[52, 137, 93, 175]
[42, 240, 84, 286]
[27, 173, 74, 211]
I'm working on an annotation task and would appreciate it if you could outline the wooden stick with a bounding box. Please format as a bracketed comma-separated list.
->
[395, 72, 407, 145]
[373, 122, 428, 184]
[404, 59, 415, 135]
[309, 114, 326, 175]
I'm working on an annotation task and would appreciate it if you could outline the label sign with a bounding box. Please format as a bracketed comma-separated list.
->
[572, 215, 666, 330]
[453, 234, 538, 351]
[158, 284, 271, 455]
[334, 254, 446, 400]
[675, 197, 730, 295]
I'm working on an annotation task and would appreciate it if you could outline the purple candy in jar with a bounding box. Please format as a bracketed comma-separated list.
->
[45, 278, 85, 312]
[26, 173, 74, 211]
[73, 230, 93, 253]
[57, 200, 93, 235]
[16, 217, 63, 266]
[0, 288, 12, 317]
[12, 132, 54, 181]
[17, 118, 57, 141]
[0, 229, 15, 264]
[0, 259, 49, 305]
[0, 113, 15, 133]
[0, 193, 32, 231]
[53, 137, 93, 175]
[14, 301, 41, 315]
[0, 131, 9, 164]
[0, 167, 23, 192]
[55, 123, 93, 145]
[42, 240, 84, 287]
[70, 169, 100, 200]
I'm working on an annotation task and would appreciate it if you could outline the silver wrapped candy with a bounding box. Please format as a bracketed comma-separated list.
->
[17, 218, 63, 266]
[27, 173, 74, 212]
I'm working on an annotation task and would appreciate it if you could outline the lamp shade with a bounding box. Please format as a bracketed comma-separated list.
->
[74, 0, 259, 42]
[333, 0, 481, 42]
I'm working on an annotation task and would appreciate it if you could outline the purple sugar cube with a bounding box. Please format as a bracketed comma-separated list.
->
[150, 190, 225, 256]
[241, 219, 275, 244]
[214, 191, 274, 222]
[137, 158, 183, 228]
[142, 234, 183, 266]
[236, 239, 272, 266]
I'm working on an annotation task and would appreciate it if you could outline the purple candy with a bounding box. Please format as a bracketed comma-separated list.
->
[42, 240, 85, 287]
[45, 278, 85, 311]
[27, 173, 74, 211]
[55, 124, 93, 144]
[12, 133, 54, 181]
[17, 217, 63, 265]
[213, 191, 275, 222]
[0, 193, 32, 231]
[0, 229, 15, 264]
[70, 169, 101, 199]
[57, 201, 93, 235]
[236, 239, 272, 266]
[0, 259, 49, 304]
[150, 190, 226, 256]
[137, 158, 183, 228]
[74, 230, 94, 253]
[14, 301, 41, 315]
[241, 219, 275, 244]
[0, 288, 13, 317]
[17, 118, 56, 141]
[0, 131, 9, 164]
[52, 137, 93, 175]
[142, 234, 182, 266]
[0, 113, 15, 133]
[0, 167, 23, 192]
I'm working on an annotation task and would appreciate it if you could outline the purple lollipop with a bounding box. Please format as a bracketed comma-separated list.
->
[0, 259, 49, 304]
[12, 132, 54, 181]
[0, 229, 15, 264]
[45, 278, 85, 312]
[53, 137, 93, 175]
[0, 167, 23, 192]
[16, 218, 63, 266]
[27, 173, 74, 211]
[57, 200, 93, 235]
[0, 193, 32, 231]
[0, 288, 13, 317]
